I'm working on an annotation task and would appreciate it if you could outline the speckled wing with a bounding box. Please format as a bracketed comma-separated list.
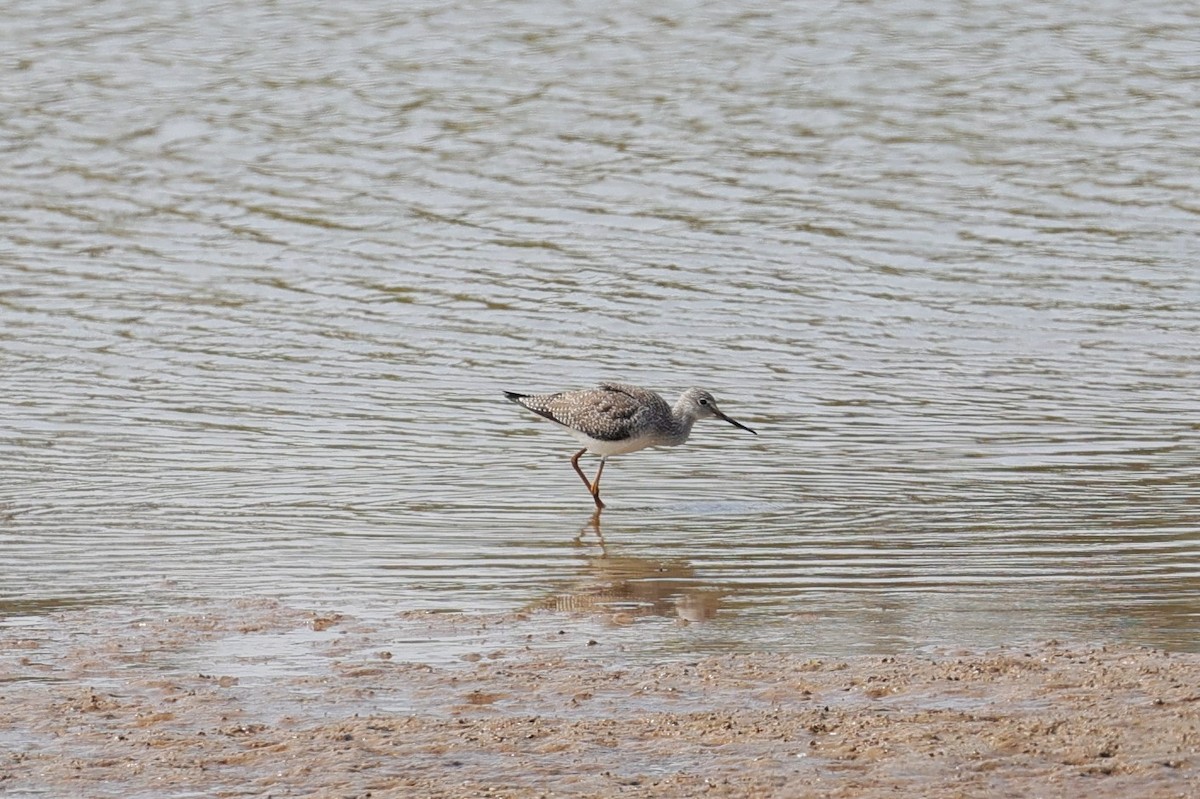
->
[509, 383, 669, 442]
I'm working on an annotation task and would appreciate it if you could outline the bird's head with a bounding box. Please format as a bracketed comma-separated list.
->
[681, 388, 757, 435]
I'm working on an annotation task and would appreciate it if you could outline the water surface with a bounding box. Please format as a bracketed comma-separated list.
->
[2, 0, 1198, 658]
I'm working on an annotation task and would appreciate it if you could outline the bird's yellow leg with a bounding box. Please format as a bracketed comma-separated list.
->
[570, 448, 593, 491]
[570, 449, 606, 509]
[590, 458, 607, 509]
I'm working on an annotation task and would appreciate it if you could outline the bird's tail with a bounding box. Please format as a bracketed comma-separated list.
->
[503, 391, 527, 403]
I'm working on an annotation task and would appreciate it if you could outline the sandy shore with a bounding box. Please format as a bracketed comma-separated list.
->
[2, 599, 1198, 798]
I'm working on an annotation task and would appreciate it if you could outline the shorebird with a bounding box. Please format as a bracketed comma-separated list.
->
[504, 382, 757, 509]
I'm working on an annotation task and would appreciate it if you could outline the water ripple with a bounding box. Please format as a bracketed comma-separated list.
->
[2, 0, 1198, 656]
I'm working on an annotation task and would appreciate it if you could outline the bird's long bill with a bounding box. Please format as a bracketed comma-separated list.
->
[715, 409, 757, 435]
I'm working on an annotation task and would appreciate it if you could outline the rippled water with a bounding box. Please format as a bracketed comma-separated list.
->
[2, 0, 1198, 658]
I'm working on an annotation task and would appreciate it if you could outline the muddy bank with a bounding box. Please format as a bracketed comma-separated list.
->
[2, 600, 1198, 798]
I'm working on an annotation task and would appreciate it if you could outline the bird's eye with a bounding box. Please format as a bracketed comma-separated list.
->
[698, 397, 709, 405]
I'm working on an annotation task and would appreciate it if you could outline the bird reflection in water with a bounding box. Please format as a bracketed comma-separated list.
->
[527, 511, 724, 622]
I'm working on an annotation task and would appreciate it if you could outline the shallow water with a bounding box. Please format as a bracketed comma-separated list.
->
[2, 0, 1198, 659]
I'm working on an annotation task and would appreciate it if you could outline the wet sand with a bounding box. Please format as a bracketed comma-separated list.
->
[2, 600, 1198, 798]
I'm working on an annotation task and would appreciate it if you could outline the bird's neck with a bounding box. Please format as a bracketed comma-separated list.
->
[664, 399, 699, 445]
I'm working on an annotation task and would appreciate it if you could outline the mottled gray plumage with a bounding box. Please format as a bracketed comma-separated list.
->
[503, 381, 756, 509]
[504, 382, 673, 443]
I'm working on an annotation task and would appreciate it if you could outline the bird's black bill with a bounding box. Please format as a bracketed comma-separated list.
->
[716, 411, 757, 435]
